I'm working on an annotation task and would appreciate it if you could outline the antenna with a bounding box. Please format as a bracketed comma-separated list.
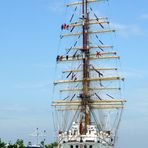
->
[29, 128, 46, 147]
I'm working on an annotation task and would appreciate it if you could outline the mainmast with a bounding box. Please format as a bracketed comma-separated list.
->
[81, 0, 90, 134]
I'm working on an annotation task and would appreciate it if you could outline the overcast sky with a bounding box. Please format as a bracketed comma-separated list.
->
[0, 0, 148, 147]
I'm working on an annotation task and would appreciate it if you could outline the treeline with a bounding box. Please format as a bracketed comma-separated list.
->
[0, 139, 58, 148]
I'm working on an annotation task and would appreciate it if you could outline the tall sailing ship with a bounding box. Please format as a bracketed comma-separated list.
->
[52, 0, 126, 148]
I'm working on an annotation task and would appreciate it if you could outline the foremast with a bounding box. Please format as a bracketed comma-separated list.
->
[81, 0, 91, 134]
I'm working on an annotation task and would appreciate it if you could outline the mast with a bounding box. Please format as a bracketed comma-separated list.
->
[52, 0, 126, 145]
[81, 0, 90, 134]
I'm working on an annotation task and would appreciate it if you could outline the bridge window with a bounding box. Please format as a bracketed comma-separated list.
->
[76, 145, 79, 148]
[70, 145, 73, 148]
[89, 145, 92, 148]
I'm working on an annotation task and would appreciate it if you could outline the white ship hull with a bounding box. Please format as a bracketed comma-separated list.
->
[58, 122, 114, 148]
[61, 143, 114, 148]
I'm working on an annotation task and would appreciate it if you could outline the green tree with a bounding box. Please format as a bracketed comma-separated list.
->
[40, 141, 44, 147]
[45, 142, 58, 148]
[7, 144, 17, 148]
[0, 138, 6, 148]
[51, 142, 58, 148]
[45, 144, 51, 148]
[15, 139, 24, 148]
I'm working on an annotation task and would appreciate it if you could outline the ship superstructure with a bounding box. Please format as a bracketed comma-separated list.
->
[52, 0, 126, 148]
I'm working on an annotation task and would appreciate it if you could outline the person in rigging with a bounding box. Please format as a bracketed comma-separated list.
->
[59, 55, 63, 61]
[66, 55, 69, 60]
[56, 55, 60, 61]
[61, 23, 69, 30]
[96, 51, 102, 57]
